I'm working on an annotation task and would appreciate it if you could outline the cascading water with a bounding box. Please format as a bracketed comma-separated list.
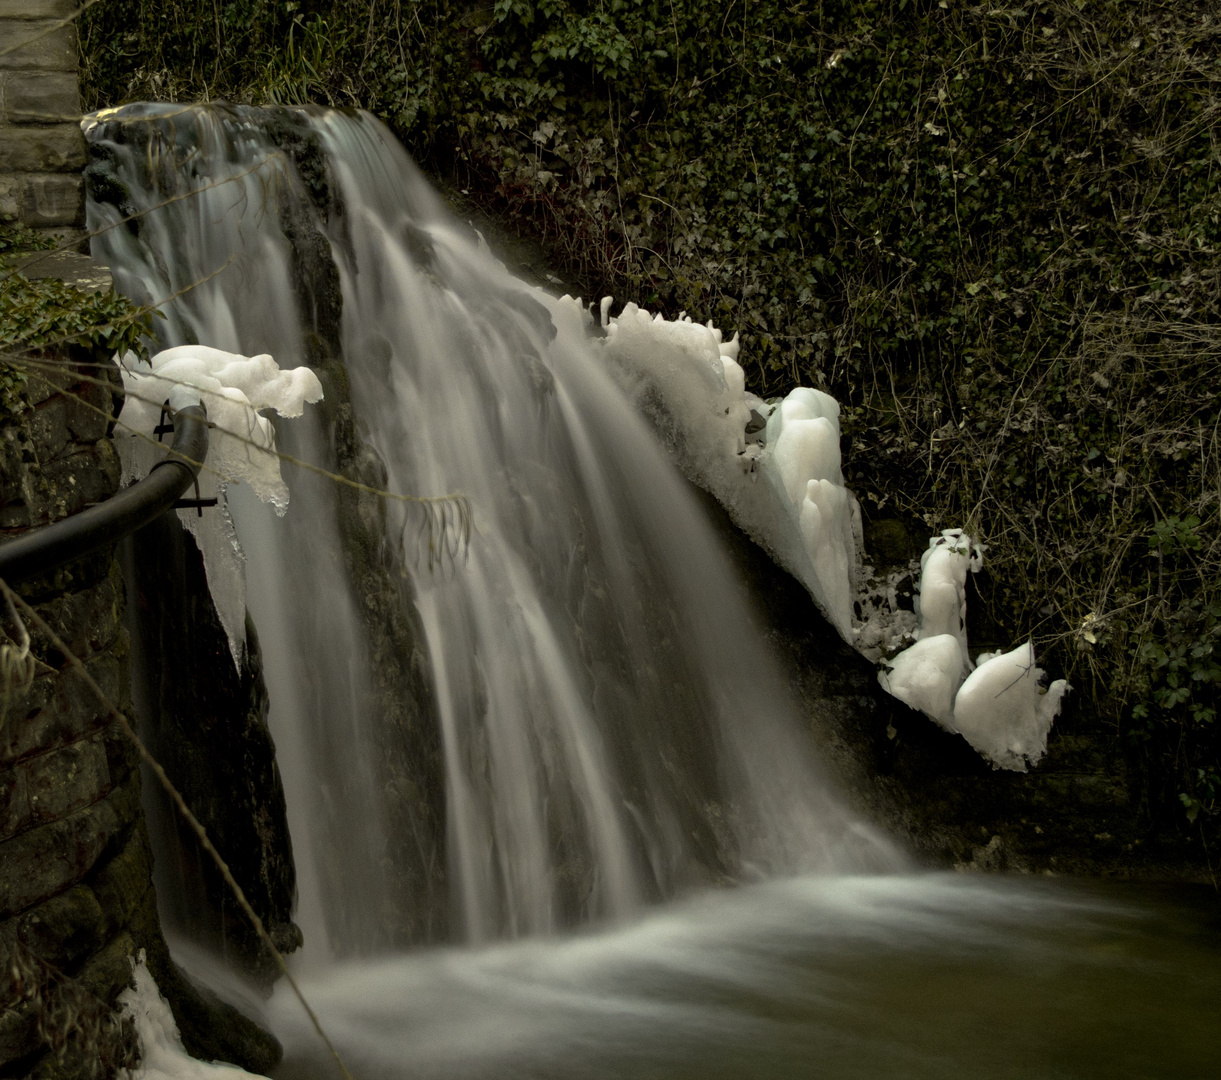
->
[83, 105, 1221, 1080]
[86, 103, 897, 959]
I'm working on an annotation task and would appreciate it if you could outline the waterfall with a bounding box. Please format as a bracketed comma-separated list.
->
[86, 103, 898, 960]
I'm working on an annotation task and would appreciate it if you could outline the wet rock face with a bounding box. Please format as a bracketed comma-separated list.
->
[122, 512, 301, 986]
[276, 141, 450, 945]
[0, 347, 123, 538]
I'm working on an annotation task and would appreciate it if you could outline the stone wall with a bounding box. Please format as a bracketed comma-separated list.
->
[0, 340, 150, 1075]
[0, 0, 87, 241]
[0, 308, 283, 1073]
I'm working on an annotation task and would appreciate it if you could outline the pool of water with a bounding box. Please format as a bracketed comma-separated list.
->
[258, 873, 1219, 1080]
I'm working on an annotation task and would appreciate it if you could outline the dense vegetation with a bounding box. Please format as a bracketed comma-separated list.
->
[1, 225, 153, 425]
[80, 0, 1219, 846]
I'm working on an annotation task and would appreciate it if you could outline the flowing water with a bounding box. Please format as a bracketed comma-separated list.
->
[85, 104, 1219, 1078]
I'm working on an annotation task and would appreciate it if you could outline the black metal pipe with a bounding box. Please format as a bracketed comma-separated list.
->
[0, 405, 209, 583]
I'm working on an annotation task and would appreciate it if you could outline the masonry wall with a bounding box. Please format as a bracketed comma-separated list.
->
[0, 352, 147, 1076]
[0, 0, 87, 239]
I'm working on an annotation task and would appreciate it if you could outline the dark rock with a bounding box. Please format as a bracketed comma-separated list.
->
[862, 516, 920, 568]
[123, 516, 301, 985]
[0, 767, 138, 920]
[694, 483, 1214, 882]
[151, 958, 283, 1076]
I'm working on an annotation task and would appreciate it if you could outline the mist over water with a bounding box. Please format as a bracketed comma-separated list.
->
[86, 105, 1219, 1080]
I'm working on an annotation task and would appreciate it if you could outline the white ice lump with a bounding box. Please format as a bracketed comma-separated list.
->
[954, 642, 1070, 772]
[116, 345, 323, 512]
[588, 297, 859, 636]
[878, 531, 1068, 771]
[114, 345, 323, 666]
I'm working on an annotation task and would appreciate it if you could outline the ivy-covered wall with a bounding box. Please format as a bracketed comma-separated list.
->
[78, 0, 1219, 851]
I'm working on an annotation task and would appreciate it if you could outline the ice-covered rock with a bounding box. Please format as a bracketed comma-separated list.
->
[952, 642, 1070, 771]
[877, 633, 967, 727]
[588, 297, 859, 637]
[119, 954, 269, 1079]
[579, 296, 1067, 769]
[115, 345, 323, 664]
[916, 529, 982, 657]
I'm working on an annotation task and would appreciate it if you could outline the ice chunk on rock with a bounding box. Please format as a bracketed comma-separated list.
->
[916, 529, 982, 658]
[952, 642, 1070, 771]
[877, 633, 967, 726]
[115, 346, 323, 666]
[119, 953, 269, 1078]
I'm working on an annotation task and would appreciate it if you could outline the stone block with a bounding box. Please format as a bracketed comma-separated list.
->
[0, 18, 76, 71]
[22, 570, 122, 674]
[28, 393, 68, 460]
[0, 171, 17, 218]
[17, 171, 81, 226]
[64, 373, 116, 441]
[2, 652, 121, 763]
[21, 733, 112, 829]
[91, 821, 153, 938]
[21, 442, 120, 522]
[73, 927, 136, 1003]
[0, 122, 86, 171]
[0, 0, 78, 17]
[0, 764, 27, 837]
[7, 248, 112, 292]
[15, 882, 104, 970]
[1, 67, 80, 124]
[20, 358, 70, 406]
[0, 768, 137, 919]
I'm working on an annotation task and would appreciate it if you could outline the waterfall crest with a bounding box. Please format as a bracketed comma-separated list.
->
[86, 103, 898, 957]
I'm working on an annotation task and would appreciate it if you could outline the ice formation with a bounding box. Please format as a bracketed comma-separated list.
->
[119, 953, 268, 1079]
[954, 643, 1070, 771]
[115, 346, 323, 664]
[589, 298, 859, 636]
[878, 531, 1069, 771]
[582, 298, 1066, 771]
[877, 633, 967, 728]
[915, 529, 981, 655]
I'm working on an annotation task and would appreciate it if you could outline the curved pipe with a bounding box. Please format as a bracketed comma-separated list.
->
[0, 406, 209, 583]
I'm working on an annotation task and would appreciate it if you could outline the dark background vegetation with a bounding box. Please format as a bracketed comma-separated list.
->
[71, 0, 1220, 855]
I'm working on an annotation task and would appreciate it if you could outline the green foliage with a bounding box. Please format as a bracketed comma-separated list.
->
[78, 0, 1221, 832]
[0, 273, 155, 362]
[1, 225, 156, 424]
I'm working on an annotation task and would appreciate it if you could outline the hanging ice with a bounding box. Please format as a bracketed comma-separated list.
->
[116, 345, 324, 511]
[114, 345, 323, 664]
[592, 299, 859, 636]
